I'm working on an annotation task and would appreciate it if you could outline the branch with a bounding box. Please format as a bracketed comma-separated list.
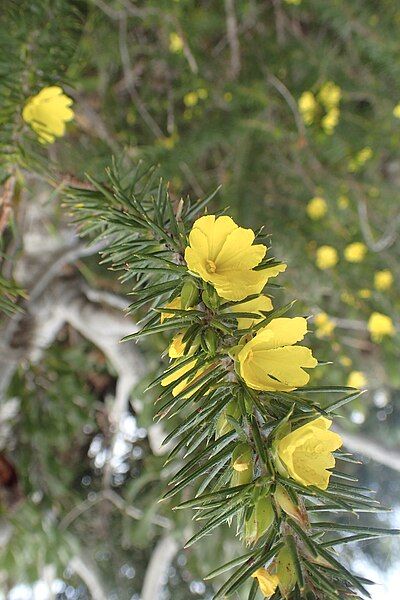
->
[141, 535, 179, 600]
[69, 554, 108, 600]
[224, 0, 241, 79]
[336, 427, 400, 473]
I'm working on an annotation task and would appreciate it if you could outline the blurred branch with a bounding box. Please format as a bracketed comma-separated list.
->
[356, 195, 400, 252]
[118, 16, 164, 138]
[141, 535, 179, 600]
[224, 0, 241, 79]
[69, 554, 108, 600]
[0, 175, 16, 235]
[336, 427, 400, 473]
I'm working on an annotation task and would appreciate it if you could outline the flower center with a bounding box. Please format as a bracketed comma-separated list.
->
[206, 259, 217, 273]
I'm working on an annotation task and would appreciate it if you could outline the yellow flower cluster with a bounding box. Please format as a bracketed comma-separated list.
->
[159, 214, 348, 600]
[22, 86, 74, 144]
[183, 215, 340, 491]
[314, 312, 335, 338]
[348, 147, 373, 172]
[299, 81, 341, 134]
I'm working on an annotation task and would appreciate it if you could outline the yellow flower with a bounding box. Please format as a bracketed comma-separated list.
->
[168, 333, 186, 358]
[358, 289, 371, 299]
[314, 312, 335, 338]
[347, 371, 367, 389]
[321, 107, 340, 134]
[339, 355, 352, 367]
[348, 147, 373, 172]
[338, 195, 349, 209]
[306, 196, 327, 220]
[298, 91, 318, 125]
[277, 417, 342, 490]
[160, 297, 181, 323]
[318, 81, 341, 110]
[238, 317, 317, 392]
[228, 295, 273, 330]
[252, 568, 279, 598]
[22, 86, 74, 144]
[374, 269, 393, 291]
[169, 32, 184, 53]
[185, 215, 286, 301]
[367, 312, 395, 342]
[315, 245, 338, 270]
[393, 103, 400, 119]
[184, 91, 199, 107]
[344, 242, 367, 263]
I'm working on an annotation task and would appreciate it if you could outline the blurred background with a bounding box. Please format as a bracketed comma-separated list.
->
[1, 1, 400, 598]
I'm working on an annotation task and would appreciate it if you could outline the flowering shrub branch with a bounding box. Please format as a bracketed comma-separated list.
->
[67, 163, 398, 599]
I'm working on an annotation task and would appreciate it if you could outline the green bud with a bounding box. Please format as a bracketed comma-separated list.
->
[203, 328, 218, 356]
[244, 496, 274, 544]
[181, 280, 199, 309]
[201, 284, 220, 309]
[231, 442, 253, 486]
[274, 484, 306, 525]
[276, 544, 297, 598]
[216, 400, 240, 438]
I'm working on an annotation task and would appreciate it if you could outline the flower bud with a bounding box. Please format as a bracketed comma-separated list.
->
[216, 401, 240, 438]
[274, 484, 306, 525]
[180, 280, 199, 309]
[276, 544, 297, 598]
[202, 284, 220, 309]
[232, 443, 252, 472]
[245, 496, 274, 544]
[203, 328, 218, 356]
[251, 568, 278, 598]
[231, 443, 252, 486]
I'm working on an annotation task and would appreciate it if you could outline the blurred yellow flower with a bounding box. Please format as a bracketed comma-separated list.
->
[338, 195, 349, 209]
[314, 312, 335, 338]
[358, 289, 371, 299]
[224, 92, 233, 102]
[306, 196, 327, 220]
[321, 107, 340, 134]
[22, 86, 73, 144]
[184, 91, 199, 107]
[197, 88, 208, 100]
[277, 417, 342, 490]
[339, 355, 352, 367]
[318, 81, 342, 110]
[368, 312, 395, 342]
[348, 147, 373, 172]
[344, 242, 367, 263]
[252, 568, 278, 598]
[298, 91, 318, 125]
[374, 269, 393, 291]
[347, 371, 367, 389]
[228, 295, 273, 330]
[169, 32, 184, 53]
[238, 317, 317, 391]
[393, 103, 400, 118]
[185, 215, 286, 301]
[316, 245, 338, 270]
